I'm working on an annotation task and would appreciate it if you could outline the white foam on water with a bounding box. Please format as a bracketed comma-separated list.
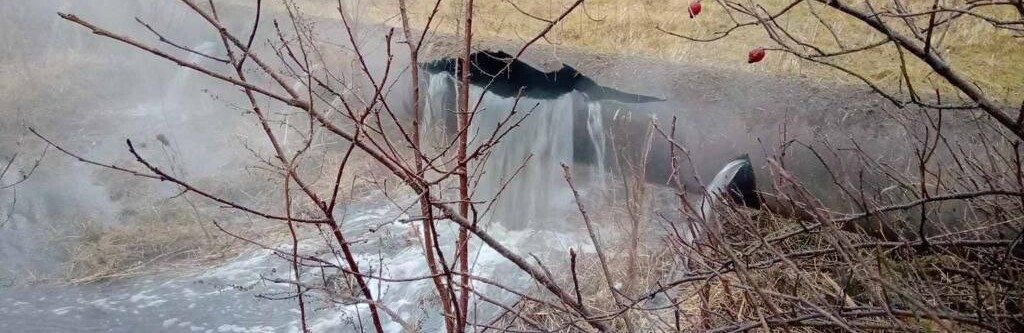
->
[217, 324, 274, 333]
[52, 306, 75, 315]
[199, 249, 277, 281]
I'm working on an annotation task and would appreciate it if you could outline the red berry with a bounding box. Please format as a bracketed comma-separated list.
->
[689, 1, 702, 18]
[747, 47, 766, 63]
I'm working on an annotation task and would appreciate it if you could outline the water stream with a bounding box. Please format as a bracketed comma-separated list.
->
[421, 72, 612, 230]
[0, 3, 640, 332]
[1, 68, 614, 333]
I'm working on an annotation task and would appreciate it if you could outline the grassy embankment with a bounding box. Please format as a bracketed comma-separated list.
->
[373, 0, 1022, 102]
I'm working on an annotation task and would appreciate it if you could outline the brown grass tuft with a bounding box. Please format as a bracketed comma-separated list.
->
[495, 204, 1008, 332]
[59, 210, 242, 284]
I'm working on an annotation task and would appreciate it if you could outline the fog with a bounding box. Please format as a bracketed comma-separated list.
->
[0, 0, 919, 282]
[1, 1, 1007, 332]
[0, 0, 276, 280]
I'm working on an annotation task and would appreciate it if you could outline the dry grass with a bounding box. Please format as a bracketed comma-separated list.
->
[498, 208, 1005, 332]
[58, 208, 246, 284]
[357, 0, 1023, 102]
[487, 150, 1018, 332]
[52, 150, 383, 284]
[0, 53, 111, 117]
[213, 1, 1023, 101]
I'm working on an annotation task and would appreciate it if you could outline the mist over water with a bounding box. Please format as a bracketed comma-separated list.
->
[0, 1, 938, 332]
[0, 0, 262, 280]
[0, 1, 626, 331]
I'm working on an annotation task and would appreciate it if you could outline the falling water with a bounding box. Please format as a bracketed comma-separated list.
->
[585, 101, 608, 184]
[695, 156, 751, 235]
[468, 85, 576, 229]
[421, 72, 455, 146]
[421, 72, 594, 229]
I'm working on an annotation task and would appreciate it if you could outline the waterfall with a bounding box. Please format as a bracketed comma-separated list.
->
[421, 72, 582, 229]
[468, 85, 576, 229]
[422, 72, 456, 148]
[585, 101, 608, 185]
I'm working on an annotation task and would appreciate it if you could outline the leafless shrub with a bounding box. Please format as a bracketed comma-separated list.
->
[32, 0, 1024, 333]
